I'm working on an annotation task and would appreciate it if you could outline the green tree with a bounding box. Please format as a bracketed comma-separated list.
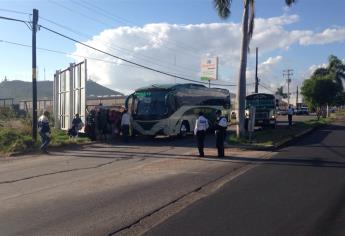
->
[313, 55, 345, 90]
[305, 55, 345, 111]
[213, 0, 296, 137]
[301, 75, 339, 107]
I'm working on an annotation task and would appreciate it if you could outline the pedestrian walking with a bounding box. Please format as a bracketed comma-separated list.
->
[38, 110, 51, 153]
[287, 105, 294, 128]
[121, 108, 131, 142]
[194, 111, 209, 157]
[215, 110, 227, 157]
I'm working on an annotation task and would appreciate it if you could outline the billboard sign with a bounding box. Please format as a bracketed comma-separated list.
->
[200, 57, 218, 81]
[54, 60, 87, 131]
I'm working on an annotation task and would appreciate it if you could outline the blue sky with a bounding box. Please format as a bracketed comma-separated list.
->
[0, 0, 345, 97]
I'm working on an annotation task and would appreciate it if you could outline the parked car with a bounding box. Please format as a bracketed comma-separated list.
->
[277, 109, 288, 115]
[295, 107, 309, 115]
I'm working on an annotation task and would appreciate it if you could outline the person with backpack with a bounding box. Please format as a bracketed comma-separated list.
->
[215, 110, 227, 157]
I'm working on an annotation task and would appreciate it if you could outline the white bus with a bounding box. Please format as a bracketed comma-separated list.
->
[125, 83, 231, 137]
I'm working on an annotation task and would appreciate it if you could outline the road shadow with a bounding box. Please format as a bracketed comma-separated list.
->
[51, 143, 345, 170]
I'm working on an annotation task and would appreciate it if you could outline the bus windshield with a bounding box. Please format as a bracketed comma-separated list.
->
[133, 90, 168, 117]
[246, 98, 275, 109]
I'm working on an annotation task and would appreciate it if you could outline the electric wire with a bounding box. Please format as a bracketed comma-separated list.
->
[39, 16, 200, 77]
[0, 14, 236, 87]
[0, 39, 153, 69]
[74, 0, 202, 55]
[0, 8, 31, 15]
[39, 24, 236, 87]
[0, 15, 30, 24]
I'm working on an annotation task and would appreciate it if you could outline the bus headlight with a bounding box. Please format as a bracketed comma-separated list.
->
[271, 115, 275, 119]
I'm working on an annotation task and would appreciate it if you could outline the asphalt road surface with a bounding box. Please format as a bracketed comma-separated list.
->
[0, 135, 270, 236]
[145, 118, 345, 236]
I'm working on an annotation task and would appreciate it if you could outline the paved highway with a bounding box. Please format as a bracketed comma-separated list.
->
[145, 117, 345, 236]
[0, 135, 270, 236]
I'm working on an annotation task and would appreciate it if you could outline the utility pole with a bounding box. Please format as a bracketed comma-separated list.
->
[255, 47, 259, 93]
[174, 54, 177, 84]
[32, 9, 39, 141]
[296, 86, 298, 107]
[283, 69, 293, 106]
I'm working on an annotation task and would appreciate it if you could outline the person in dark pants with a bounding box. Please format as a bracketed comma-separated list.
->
[38, 111, 51, 153]
[194, 111, 209, 157]
[121, 108, 131, 142]
[287, 105, 294, 128]
[215, 110, 227, 157]
[68, 113, 83, 138]
[86, 109, 96, 141]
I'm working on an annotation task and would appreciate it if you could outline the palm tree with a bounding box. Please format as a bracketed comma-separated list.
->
[275, 86, 287, 99]
[214, 0, 296, 137]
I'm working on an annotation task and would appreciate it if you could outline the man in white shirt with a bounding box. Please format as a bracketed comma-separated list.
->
[121, 108, 131, 142]
[194, 111, 209, 157]
[215, 110, 228, 157]
[38, 111, 51, 153]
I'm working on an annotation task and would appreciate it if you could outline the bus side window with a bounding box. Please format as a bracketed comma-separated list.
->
[167, 94, 176, 113]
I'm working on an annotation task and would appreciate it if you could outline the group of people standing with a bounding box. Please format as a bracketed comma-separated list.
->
[194, 110, 228, 158]
[84, 104, 131, 142]
[36, 107, 226, 156]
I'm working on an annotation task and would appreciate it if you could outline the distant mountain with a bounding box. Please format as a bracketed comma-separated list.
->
[0, 80, 124, 103]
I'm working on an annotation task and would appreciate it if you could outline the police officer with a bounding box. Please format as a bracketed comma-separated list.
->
[215, 110, 227, 157]
[194, 111, 209, 157]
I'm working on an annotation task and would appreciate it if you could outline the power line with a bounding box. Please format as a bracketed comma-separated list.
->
[0, 38, 237, 88]
[50, 0, 112, 28]
[0, 14, 235, 87]
[70, 0, 129, 26]
[0, 8, 31, 15]
[38, 25, 236, 87]
[39, 16, 200, 77]
[259, 82, 275, 93]
[0, 39, 149, 69]
[0, 15, 30, 24]
[77, 0, 202, 55]
[50, 0, 202, 60]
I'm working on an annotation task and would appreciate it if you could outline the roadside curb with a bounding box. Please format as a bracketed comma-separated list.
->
[6, 141, 93, 158]
[225, 125, 319, 152]
[273, 127, 315, 149]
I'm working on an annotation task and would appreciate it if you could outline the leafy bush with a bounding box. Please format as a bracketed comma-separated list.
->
[0, 128, 36, 153]
[0, 118, 89, 155]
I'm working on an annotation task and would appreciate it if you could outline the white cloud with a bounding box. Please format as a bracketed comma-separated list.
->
[299, 27, 345, 45]
[72, 14, 345, 95]
[307, 63, 327, 76]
